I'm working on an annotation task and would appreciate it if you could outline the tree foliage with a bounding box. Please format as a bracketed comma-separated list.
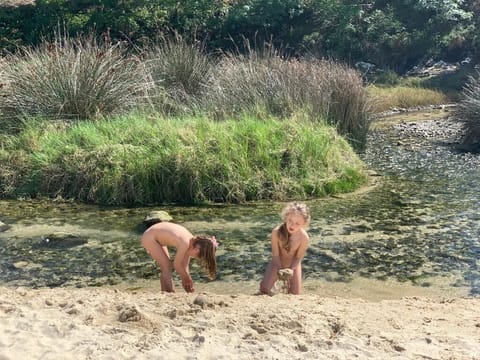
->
[0, 0, 477, 72]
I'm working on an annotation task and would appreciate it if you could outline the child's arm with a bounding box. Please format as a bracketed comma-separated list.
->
[174, 250, 195, 292]
[270, 230, 282, 269]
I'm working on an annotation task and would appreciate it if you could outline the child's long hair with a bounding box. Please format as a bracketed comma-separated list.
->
[192, 235, 218, 279]
[278, 202, 311, 251]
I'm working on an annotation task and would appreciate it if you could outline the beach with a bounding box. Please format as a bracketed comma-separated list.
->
[1, 279, 479, 360]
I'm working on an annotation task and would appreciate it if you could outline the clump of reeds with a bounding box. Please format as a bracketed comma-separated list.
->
[204, 50, 370, 150]
[142, 34, 213, 115]
[454, 71, 480, 152]
[0, 36, 372, 204]
[0, 32, 150, 124]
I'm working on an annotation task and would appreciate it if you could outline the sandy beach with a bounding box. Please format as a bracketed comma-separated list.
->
[1, 279, 479, 360]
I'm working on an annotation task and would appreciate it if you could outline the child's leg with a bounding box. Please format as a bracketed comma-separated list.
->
[141, 237, 174, 292]
[259, 262, 278, 295]
[289, 263, 302, 295]
[158, 247, 174, 292]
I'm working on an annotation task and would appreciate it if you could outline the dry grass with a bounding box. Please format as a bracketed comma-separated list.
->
[454, 71, 480, 152]
[367, 85, 449, 113]
[205, 55, 370, 149]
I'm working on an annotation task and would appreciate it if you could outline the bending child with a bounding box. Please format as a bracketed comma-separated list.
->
[259, 202, 311, 295]
[141, 222, 218, 293]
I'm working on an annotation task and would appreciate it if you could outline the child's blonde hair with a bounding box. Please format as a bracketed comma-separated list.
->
[278, 202, 310, 251]
[192, 235, 218, 280]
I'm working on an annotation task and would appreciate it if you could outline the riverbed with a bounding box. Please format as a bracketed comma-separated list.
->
[0, 108, 478, 299]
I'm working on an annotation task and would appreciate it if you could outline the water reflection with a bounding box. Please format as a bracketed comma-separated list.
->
[0, 117, 479, 296]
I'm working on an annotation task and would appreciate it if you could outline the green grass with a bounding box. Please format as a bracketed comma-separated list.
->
[0, 114, 368, 205]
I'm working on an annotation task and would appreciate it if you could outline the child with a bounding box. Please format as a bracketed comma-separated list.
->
[259, 202, 311, 295]
[141, 222, 218, 293]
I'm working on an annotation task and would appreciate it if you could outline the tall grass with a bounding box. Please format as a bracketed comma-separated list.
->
[453, 71, 480, 152]
[0, 34, 371, 149]
[142, 35, 213, 115]
[0, 34, 150, 126]
[0, 114, 367, 205]
[204, 53, 370, 150]
[0, 35, 372, 204]
[0, 57, 6, 129]
[322, 61, 370, 150]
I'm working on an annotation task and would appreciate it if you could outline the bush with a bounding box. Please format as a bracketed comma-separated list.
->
[371, 69, 401, 86]
[454, 71, 480, 153]
[142, 35, 213, 116]
[0, 33, 150, 124]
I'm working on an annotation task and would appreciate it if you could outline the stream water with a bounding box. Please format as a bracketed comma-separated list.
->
[0, 111, 479, 299]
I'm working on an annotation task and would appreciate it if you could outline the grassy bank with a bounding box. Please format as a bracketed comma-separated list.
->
[3, 35, 470, 206]
[0, 114, 367, 205]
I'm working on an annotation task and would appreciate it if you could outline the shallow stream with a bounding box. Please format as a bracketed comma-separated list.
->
[1, 110, 479, 298]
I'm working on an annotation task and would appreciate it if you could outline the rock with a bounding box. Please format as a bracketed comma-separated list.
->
[143, 210, 173, 227]
[13, 261, 29, 269]
[354, 61, 375, 74]
[39, 233, 88, 248]
[193, 294, 210, 308]
[0, 221, 10, 232]
[118, 306, 142, 322]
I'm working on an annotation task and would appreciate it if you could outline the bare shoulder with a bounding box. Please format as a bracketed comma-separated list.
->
[299, 228, 310, 243]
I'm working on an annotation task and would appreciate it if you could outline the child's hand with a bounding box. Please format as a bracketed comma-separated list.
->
[182, 276, 195, 293]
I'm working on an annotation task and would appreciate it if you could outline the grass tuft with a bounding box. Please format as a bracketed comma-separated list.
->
[453, 70, 480, 152]
[0, 32, 150, 126]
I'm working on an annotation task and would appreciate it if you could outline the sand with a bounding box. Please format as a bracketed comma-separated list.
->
[1, 280, 479, 360]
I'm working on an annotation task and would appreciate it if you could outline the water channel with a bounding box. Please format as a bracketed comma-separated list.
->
[1, 110, 479, 299]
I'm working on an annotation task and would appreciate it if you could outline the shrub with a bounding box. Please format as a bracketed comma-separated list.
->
[371, 69, 401, 86]
[142, 35, 213, 115]
[0, 33, 150, 123]
[454, 71, 480, 153]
